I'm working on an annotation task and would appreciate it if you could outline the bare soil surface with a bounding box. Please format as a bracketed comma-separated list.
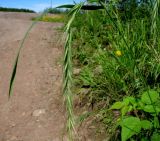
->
[0, 12, 66, 141]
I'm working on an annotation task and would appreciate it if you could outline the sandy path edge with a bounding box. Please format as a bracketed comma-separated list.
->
[0, 12, 66, 141]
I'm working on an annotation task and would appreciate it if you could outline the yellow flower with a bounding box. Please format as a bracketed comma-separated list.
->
[115, 50, 122, 56]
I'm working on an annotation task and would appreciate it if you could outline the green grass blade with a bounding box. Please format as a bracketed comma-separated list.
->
[8, 11, 47, 98]
[9, 53, 20, 98]
[57, 4, 103, 10]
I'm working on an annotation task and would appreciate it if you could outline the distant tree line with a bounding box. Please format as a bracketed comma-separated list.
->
[86, 0, 159, 19]
[0, 7, 35, 13]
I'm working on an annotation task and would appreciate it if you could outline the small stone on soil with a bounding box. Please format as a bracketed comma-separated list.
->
[32, 109, 46, 117]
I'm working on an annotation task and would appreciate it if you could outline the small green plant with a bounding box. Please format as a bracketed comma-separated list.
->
[111, 89, 160, 141]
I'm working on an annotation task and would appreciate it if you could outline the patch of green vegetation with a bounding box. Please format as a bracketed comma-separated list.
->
[60, 0, 160, 140]
[32, 14, 66, 23]
[0, 7, 35, 13]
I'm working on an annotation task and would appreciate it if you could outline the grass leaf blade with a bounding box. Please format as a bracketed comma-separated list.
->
[57, 4, 103, 10]
[8, 11, 47, 98]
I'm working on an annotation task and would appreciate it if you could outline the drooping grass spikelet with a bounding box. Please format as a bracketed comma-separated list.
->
[63, 3, 83, 140]
[151, 0, 159, 46]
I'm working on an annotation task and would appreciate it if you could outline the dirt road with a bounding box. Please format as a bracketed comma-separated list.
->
[0, 12, 66, 141]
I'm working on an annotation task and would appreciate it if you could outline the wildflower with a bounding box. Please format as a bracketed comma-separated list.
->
[115, 50, 122, 57]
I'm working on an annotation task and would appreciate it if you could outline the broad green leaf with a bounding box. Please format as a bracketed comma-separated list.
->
[123, 98, 130, 106]
[123, 97, 136, 105]
[128, 106, 133, 112]
[121, 106, 129, 116]
[141, 90, 159, 105]
[110, 102, 124, 110]
[151, 133, 160, 141]
[133, 103, 138, 109]
[141, 137, 149, 141]
[144, 105, 160, 113]
[138, 101, 145, 109]
[121, 117, 141, 141]
[129, 97, 136, 105]
[156, 100, 160, 108]
[144, 105, 155, 113]
[141, 120, 152, 129]
[153, 117, 159, 128]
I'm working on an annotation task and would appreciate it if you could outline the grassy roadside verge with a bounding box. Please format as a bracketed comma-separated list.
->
[32, 14, 66, 23]
[61, 1, 160, 140]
